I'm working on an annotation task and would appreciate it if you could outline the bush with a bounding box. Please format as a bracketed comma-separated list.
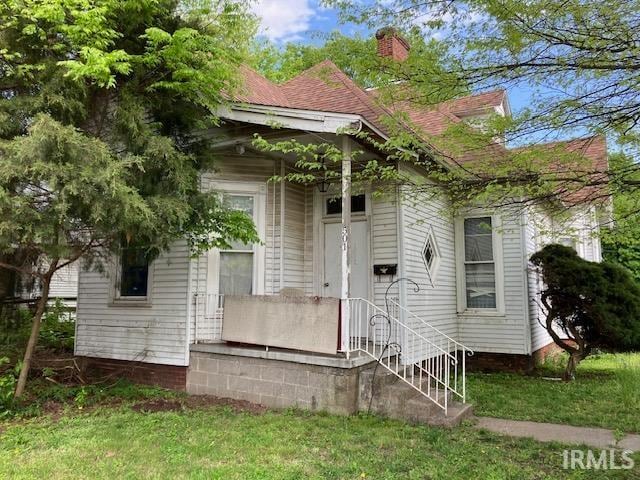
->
[0, 357, 18, 417]
[0, 299, 75, 358]
[530, 244, 640, 380]
[39, 299, 75, 353]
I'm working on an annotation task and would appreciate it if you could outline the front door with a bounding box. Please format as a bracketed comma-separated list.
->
[323, 220, 369, 300]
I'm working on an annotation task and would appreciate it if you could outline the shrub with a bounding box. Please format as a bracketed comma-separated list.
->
[39, 299, 75, 353]
[530, 244, 640, 380]
[0, 357, 18, 417]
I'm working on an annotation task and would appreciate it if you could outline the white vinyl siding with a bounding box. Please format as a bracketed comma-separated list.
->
[75, 241, 190, 366]
[400, 189, 458, 348]
[49, 262, 79, 299]
[457, 209, 529, 355]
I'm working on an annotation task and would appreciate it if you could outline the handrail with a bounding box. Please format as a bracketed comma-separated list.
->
[347, 296, 472, 410]
[349, 297, 457, 363]
[388, 298, 474, 355]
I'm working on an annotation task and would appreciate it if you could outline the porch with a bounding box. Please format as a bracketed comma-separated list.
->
[190, 291, 472, 416]
[186, 133, 472, 416]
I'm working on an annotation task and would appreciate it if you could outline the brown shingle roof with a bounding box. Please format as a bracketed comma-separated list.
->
[447, 90, 506, 117]
[233, 63, 607, 182]
[234, 62, 506, 139]
[510, 135, 609, 204]
[280, 60, 393, 134]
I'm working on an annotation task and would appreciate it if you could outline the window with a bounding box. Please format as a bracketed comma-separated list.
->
[558, 236, 578, 251]
[219, 194, 255, 296]
[325, 194, 366, 216]
[459, 216, 501, 311]
[119, 246, 150, 298]
[422, 230, 440, 281]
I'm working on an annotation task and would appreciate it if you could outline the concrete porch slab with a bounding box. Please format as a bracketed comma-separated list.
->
[190, 343, 376, 369]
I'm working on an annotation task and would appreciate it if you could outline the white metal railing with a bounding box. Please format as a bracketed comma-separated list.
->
[346, 297, 472, 414]
[193, 293, 224, 343]
[387, 298, 473, 403]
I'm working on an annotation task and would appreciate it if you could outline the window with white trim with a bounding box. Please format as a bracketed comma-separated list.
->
[462, 217, 497, 309]
[219, 194, 255, 296]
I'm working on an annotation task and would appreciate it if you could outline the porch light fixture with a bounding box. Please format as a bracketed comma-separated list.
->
[317, 156, 330, 192]
[317, 174, 330, 193]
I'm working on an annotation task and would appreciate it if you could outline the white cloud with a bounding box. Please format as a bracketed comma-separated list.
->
[252, 0, 316, 42]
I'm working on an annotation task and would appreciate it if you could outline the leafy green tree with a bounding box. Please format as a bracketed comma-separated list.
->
[0, 0, 259, 397]
[320, 0, 640, 216]
[602, 153, 640, 282]
[530, 244, 640, 380]
[250, 30, 461, 94]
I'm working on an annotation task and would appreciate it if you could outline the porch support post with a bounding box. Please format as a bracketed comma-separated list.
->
[340, 135, 352, 355]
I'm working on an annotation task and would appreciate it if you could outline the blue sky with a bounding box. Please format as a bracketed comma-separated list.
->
[251, 0, 546, 145]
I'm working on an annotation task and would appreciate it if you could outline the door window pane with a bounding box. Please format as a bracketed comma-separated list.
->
[326, 194, 366, 215]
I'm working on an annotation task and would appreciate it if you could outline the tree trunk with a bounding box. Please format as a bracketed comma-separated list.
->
[563, 351, 585, 382]
[14, 274, 52, 398]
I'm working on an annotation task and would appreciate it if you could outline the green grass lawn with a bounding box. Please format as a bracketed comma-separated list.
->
[1, 401, 638, 480]
[468, 352, 640, 433]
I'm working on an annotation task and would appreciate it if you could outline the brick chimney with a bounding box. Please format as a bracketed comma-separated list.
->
[375, 27, 410, 61]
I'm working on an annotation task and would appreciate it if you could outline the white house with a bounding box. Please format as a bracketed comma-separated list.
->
[74, 30, 607, 423]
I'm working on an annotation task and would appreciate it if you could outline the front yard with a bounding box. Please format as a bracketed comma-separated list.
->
[1, 352, 638, 479]
[469, 352, 640, 433]
[1, 390, 637, 480]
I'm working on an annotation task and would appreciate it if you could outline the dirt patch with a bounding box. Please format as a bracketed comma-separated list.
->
[40, 400, 65, 421]
[131, 395, 268, 415]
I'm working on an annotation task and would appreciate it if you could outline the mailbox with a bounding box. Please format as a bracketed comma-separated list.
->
[373, 264, 397, 276]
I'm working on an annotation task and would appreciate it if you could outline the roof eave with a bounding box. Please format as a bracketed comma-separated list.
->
[219, 103, 391, 137]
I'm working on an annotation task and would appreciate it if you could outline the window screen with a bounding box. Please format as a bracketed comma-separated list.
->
[463, 217, 496, 309]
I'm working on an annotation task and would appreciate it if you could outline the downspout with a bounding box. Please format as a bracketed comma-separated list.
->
[184, 255, 193, 365]
[521, 207, 532, 355]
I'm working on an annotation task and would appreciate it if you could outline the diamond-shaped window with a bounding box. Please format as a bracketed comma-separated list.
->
[422, 231, 440, 281]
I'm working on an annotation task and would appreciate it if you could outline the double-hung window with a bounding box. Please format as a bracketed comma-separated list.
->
[456, 215, 504, 313]
[218, 194, 255, 296]
[206, 182, 266, 300]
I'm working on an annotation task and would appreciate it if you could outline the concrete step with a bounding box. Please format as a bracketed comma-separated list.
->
[426, 402, 474, 428]
[358, 363, 473, 427]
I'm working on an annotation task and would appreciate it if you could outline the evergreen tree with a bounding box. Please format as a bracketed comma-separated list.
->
[531, 244, 640, 380]
[0, 0, 259, 397]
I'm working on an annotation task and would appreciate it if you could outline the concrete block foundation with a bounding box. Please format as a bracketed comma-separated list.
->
[187, 343, 473, 426]
[188, 344, 372, 414]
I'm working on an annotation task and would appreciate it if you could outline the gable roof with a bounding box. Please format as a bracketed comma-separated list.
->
[448, 90, 507, 117]
[511, 135, 609, 205]
[235, 61, 505, 140]
[232, 62, 607, 183]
